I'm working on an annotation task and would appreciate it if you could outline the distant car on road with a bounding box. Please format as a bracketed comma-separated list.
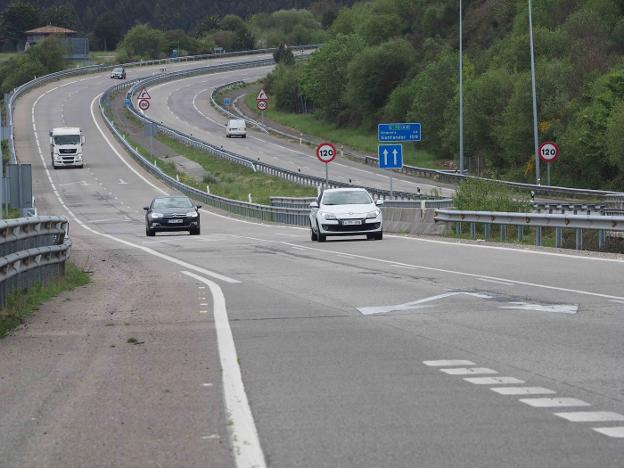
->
[110, 66, 126, 79]
[144, 196, 201, 236]
[225, 119, 246, 138]
[309, 188, 383, 242]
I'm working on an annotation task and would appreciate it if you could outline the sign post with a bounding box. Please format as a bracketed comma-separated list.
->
[256, 89, 269, 123]
[378, 144, 403, 197]
[316, 142, 336, 188]
[538, 141, 559, 186]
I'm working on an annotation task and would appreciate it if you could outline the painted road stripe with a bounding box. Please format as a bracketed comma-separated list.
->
[440, 367, 498, 376]
[423, 360, 475, 367]
[592, 427, 624, 438]
[491, 387, 556, 396]
[554, 412, 624, 422]
[465, 377, 525, 385]
[520, 398, 590, 408]
[182, 271, 266, 468]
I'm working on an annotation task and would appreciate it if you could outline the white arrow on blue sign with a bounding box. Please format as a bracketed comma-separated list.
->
[378, 144, 403, 169]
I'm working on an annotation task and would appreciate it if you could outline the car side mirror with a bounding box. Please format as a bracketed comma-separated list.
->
[196, 205, 202, 209]
[143, 206, 149, 211]
[81, 136, 86, 144]
[309, 201, 319, 208]
[375, 200, 384, 206]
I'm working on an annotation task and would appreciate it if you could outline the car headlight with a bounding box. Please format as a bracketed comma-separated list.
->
[186, 211, 198, 217]
[150, 212, 163, 219]
[320, 211, 336, 220]
[366, 210, 381, 219]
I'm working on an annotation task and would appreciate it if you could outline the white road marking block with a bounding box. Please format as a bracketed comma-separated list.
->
[440, 367, 498, 375]
[500, 302, 578, 314]
[358, 292, 494, 315]
[465, 377, 525, 385]
[554, 412, 624, 422]
[592, 427, 624, 438]
[520, 398, 590, 408]
[423, 360, 475, 367]
[490, 387, 556, 395]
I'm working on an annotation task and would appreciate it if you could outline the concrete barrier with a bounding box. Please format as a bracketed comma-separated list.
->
[382, 208, 450, 235]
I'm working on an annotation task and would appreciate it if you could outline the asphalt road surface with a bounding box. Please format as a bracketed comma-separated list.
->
[1, 55, 623, 468]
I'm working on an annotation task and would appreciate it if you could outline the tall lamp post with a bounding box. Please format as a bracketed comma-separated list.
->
[459, 0, 464, 175]
[528, 0, 541, 185]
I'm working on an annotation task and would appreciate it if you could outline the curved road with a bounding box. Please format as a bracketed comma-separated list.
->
[0, 56, 623, 467]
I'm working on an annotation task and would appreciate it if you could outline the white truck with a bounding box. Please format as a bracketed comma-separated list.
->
[49, 127, 85, 168]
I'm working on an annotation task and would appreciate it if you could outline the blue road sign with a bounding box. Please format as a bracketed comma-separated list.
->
[378, 144, 403, 169]
[223, 97, 232, 106]
[378, 122, 421, 142]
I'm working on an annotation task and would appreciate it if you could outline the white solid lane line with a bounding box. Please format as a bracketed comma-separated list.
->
[490, 387, 556, 396]
[554, 412, 624, 422]
[519, 398, 591, 408]
[181, 271, 266, 468]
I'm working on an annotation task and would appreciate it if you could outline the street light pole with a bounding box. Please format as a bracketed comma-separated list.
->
[459, 0, 464, 175]
[528, 0, 541, 185]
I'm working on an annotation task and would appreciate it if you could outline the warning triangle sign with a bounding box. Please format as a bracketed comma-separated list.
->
[256, 89, 268, 101]
[137, 88, 151, 100]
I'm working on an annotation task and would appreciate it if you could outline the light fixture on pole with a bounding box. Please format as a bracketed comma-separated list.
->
[528, 0, 541, 185]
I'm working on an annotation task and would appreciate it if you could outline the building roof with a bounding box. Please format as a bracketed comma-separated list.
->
[25, 26, 77, 35]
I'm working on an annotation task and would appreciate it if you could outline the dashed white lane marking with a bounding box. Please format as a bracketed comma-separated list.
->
[201, 434, 220, 440]
[465, 377, 525, 385]
[423, 360, 475, 367]
[593, 427, 624, 438]
[198, 286, 206, 289]
[519, 398, 590, 408]
[440, 367, 498, 376]
[554, 412, 624, 422]
[199, 310, 208, 314]
[500, 302, 578, 314]
[491, 387, 556, 396]
[202, 383, 213, 387]
[478, 278, 515, 286]
[200, 303, 208, 306]
[182, 271, 266, 468]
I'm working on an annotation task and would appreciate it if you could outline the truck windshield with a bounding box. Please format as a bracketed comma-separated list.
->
[54, 135, 80, 145]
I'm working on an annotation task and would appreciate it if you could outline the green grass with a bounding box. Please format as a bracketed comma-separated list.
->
[243, 92, 442, 169]
[126, 132, 317, 205]
[0, 52, 17, 63]
[0, 262, 90, 338]
[90, 51, 117, 64]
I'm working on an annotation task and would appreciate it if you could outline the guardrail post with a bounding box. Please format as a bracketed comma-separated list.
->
[535, 226, 542, 247]
[500, 225, 506, 242]
[484, 224, 491, 240]
[517, 226, 523, 242]
[555, 227, 562, 248]
[575, 228, 582, 250]
[598, 229, 605, 250]
[456, 222, 463, 236]
[470, 222, 476, 239]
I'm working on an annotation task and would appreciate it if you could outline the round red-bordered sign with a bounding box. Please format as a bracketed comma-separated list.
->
[539, 141, 559, 163]
[316, 142, 336, 163]
[257, 100, 268, 111]
[138, 98, 150, 111]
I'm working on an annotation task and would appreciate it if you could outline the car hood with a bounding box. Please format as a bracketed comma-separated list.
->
[154, 207, 195, 215]
[319, 203, 377, 217]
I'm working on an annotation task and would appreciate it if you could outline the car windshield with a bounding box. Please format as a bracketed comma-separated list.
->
[54, 135, 80, 145]
[113, 68, 123, 73]
[322, 191, 372, 205]
[152, 197, 193, 209]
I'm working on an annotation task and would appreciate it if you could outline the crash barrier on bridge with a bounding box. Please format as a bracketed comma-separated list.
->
[434, 209, 624, 250]
[121, 64, 428, 202]
[0, 216, 71, 308]
[210, 81, 623, 201]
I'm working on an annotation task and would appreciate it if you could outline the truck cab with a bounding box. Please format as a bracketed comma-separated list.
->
[49, 127, 85, 168]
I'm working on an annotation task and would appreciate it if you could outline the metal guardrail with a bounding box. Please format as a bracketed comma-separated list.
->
[532, 203, 605, 215]
[434, 209, 624, 250]
[0, 216, 71, 308]
[270, 196, 455, 210]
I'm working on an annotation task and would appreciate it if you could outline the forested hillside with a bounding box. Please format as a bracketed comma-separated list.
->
[267, 0, 624, 190]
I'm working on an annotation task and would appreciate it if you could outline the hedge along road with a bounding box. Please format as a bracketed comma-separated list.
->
[142, 65, 455, 198]
[3, 53, 624, 467]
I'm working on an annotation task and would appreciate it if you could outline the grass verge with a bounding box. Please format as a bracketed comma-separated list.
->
[242, 91, 442, 169]
[0, 262, 90, 338]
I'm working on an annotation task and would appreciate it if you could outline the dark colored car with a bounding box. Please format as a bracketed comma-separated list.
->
[110, 66, 126, 79]
[144, 196, 201, 236]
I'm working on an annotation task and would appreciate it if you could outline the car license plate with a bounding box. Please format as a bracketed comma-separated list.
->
[342, 219, 362, 225]
[168, 219, 183, 223]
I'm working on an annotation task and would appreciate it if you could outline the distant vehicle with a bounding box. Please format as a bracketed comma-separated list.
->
[110, 66, 126, 79]
[49, 127, 85, 169]
[144, 196, 201, 236]
[309, 188, 383, 242]
[225, 119, 246, 138]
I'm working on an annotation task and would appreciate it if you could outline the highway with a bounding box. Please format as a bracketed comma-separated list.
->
[0, 55, 623, 467]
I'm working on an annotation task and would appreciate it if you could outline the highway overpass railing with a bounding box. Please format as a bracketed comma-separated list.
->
[434, 209, 624, 250]
[0, 216, 71, 307]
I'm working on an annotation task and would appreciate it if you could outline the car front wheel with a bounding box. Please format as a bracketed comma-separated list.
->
[146, 225, 155, 237]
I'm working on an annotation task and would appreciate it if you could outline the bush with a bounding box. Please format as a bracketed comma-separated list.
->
[453, 178, 530, 212]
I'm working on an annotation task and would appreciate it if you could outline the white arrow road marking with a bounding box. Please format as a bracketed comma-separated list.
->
[119, 178, 128, 184]
[357, 291, 494, 315]
[500, 302, 578, 314]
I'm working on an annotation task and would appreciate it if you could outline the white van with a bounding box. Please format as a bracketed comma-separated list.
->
[225, 119, 246, 138]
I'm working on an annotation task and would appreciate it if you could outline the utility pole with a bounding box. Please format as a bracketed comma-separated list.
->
[459, 0, 464, 175]
[528, 0, 541, 185]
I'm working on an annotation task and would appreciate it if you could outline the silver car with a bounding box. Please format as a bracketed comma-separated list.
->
[309, 188, 383, 242]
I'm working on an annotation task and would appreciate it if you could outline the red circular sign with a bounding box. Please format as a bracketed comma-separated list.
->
[316, 142, 336, 163]
[539, 141, 559, 163]
[257, 100, 268, 111]
[138, 98, 150, 111]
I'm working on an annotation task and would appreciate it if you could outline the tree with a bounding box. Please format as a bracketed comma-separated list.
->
[42, 4, 81, 31]
[94, 12, 123, 51]
[273, 43, 295, 65]
[115, 24, 166, 61]
[0, 1, 40, 48]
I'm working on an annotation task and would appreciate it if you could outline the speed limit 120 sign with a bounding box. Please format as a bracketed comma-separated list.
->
[257, 100, 268, 111]
[539, 141, 559, 163]
[316, 142, 336, 163]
